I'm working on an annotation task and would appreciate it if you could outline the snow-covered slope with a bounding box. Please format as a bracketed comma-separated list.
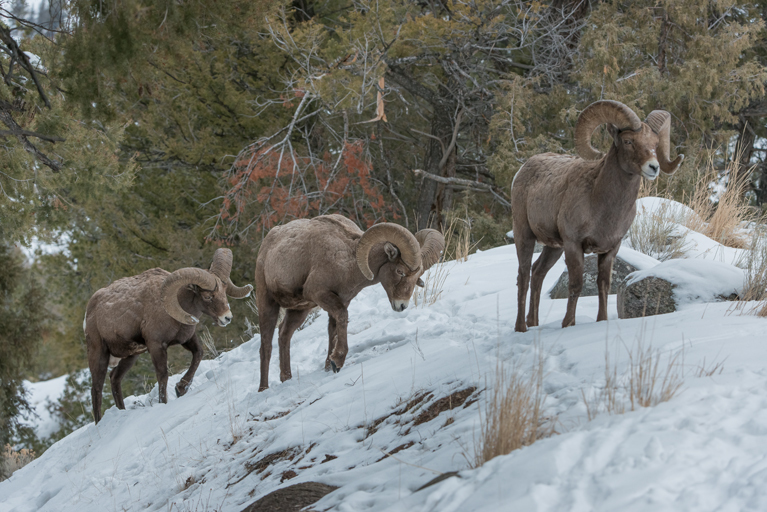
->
[3, 243, 767, 512]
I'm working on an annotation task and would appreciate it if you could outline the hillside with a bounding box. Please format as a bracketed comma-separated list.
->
[3, 235, 767, 511]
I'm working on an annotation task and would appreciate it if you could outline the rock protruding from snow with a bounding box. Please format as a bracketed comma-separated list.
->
[617, 276, 677, 318]
[550, 255, 638, 299]
[617, 259, 744, 318]
[549, 247, 660, 299]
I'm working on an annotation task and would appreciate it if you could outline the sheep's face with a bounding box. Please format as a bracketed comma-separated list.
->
[611, 124, 661, 181]
[191, 277, 233, 327]
[379, 243, 425, 312]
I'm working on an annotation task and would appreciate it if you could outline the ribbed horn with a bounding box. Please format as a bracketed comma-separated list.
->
[161, 268, 217, 325]
[356, 223, 421, 280]
[414, 229, 445, 271]
[209, 248, 253, 299]
[574, 100, 643, 160]
[645, 110, 685, 174]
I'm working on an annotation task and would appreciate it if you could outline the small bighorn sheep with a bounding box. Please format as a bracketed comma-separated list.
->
[511, 100, 684, 332]
[84, 249, 252, 423]
[255, 214, 444, 391]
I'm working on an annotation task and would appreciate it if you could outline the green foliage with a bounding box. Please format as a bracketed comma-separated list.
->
[0, 244, 47, 465]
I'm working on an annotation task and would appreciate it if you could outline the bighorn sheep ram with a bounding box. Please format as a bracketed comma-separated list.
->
[84, 249, 252, 423]
[511, 100, 684, 332]
[255, 214, 444, 391]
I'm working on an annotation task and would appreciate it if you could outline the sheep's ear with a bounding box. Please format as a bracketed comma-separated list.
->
[416, 277, 425, 288]
[607, 124, 620, 147]
[384, 242, 400, 262]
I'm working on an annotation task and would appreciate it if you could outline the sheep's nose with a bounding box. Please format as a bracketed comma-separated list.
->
[649, 163, 659, 173]
[399, 303, 408, 311]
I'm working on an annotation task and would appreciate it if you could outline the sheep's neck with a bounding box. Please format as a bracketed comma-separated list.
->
[591, 150, 641, 219]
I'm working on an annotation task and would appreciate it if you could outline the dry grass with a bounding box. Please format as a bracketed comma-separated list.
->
[731, 224, 767, 316]
[200, 325, 219, 359]
[626, 338, 685, 410]
[0, 445, 36, 481]
[683, 155, 754, 249]
[413, 216, 471, 308]
[625, 199, 690, 261]
[583, 334, 685, 419]
[470, 350, 552, 468]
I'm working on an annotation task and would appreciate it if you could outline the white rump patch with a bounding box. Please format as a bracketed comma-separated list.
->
[108, 356, 121, 368]
[82, 315, 87, 333]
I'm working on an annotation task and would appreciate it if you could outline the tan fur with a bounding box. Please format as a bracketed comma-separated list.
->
[85, 256, 251, 423]
[255, 214, 444, 391]
[511, 102, 682, 332]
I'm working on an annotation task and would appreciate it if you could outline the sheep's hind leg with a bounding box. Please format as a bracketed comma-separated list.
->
[87, 334, 110, 424]
[110, 354, 138, 409]
[277, 309, 311, 383]
[596, 248, 618, 322]
[257, 294, 280, 392]
[562, 245, 585, 328]
[175, 333, 202, 397]
[514, 234, 536, 332]
[527, 246, 563, 327]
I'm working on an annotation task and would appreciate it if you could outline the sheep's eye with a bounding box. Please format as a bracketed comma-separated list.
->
[623, 139, 633, 146]
[202, 293, 213, 302]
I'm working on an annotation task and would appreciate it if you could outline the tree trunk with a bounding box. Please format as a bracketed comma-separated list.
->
[415, 110, 455, 230]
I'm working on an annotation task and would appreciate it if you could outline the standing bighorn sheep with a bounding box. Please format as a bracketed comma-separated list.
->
[84, 249, 252, 423]
[255, 214, 444, 391]
[511, 100, 684, 332]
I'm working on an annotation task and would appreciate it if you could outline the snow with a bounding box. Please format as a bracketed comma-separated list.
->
[4, 211, 767, 511]
[20, 375, 67, 440]
[630, 197, 748, 266]
[616, 246, 661, 270]
[626, 259, 745, 307]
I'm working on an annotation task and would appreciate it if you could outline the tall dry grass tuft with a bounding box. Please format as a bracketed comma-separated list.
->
[583, 332, 685, 419]
[683, 155, 754, 249]
[413, 215, 469, 307]
[734, 225, 767, 315]
[626, 338, 685, 410]
[1, 445, 36, 481]
[470, 350, 552, 468]
[625, 200, 690, 261]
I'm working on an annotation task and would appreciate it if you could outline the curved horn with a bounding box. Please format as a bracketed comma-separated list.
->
[414, 229, 445, 271]
[209, 248, 254, 298]
[356, 223, 421, 280]
[645, 110, 685, 174]
[574, 100, 642, 160]
[161, 268, 218, 325]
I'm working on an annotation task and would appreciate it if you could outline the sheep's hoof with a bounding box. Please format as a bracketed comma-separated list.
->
[515, 322, 528, 333]
[175, 385, 186, 398]
[258, 386, 269, 392]
[330, 360, 340, 373]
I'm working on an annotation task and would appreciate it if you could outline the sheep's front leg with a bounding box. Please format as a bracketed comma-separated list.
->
[314, 291, 349, 373]
[562, 245, 585, 328]
[278, 309, 312, 382]
[325, 316, 338, 372]
[148, 342, 170, 404]
[175, 333, 203, 397]
[527, 246, 564, 327]
[596, 248, 618, 322]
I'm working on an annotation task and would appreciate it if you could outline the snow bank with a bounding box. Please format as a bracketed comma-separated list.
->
[626, 259, 744, 307]
[3, 244, 767, 512]
[20, 375, 67, 440]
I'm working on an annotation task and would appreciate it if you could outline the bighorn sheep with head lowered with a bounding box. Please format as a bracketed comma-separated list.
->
[511, 100, 684, 332]
[255, 214, 445, 391]
[84, 249, 253, 423]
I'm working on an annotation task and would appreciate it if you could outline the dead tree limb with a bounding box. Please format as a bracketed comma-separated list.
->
[412, 168, 510, 208]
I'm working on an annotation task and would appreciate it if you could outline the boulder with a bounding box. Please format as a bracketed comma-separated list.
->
[617, 259, 744, 319]
[240, 482, 338, 512]
[549, 255, 639, 299]
[617, 276, 677, 319]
